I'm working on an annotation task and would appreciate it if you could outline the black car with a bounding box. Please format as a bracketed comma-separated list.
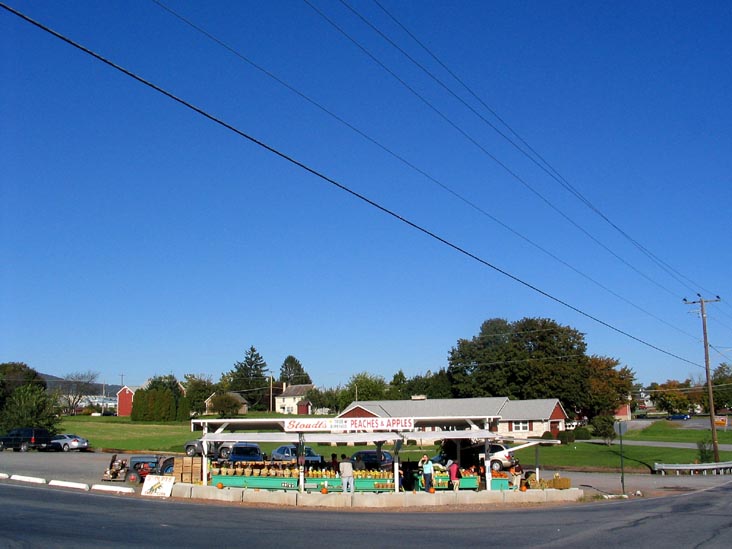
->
[0, 427, 52, 452]
[350, 450, 394, 471]
[228, 442, 264, 463]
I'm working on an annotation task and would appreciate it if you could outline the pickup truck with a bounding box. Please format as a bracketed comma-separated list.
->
[0, 427, 52, 452]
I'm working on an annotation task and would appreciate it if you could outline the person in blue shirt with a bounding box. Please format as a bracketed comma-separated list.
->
[419, 454, 434, 492]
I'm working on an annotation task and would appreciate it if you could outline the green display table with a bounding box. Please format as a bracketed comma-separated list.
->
[490, 478, 510, 491]
[211, 475, 299, 490]
[211, 475, 396, 492]
[416, 474, 479, 491]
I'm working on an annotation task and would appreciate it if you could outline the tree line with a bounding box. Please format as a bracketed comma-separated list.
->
[3, 316, 729, 428]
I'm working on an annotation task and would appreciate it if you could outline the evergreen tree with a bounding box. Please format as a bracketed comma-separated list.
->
[279, 355, 312, 385]
[0, 384, 59, 433]
[225, 346, 270, 410]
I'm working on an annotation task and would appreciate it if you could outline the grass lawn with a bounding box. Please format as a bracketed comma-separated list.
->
[59, 416, 732, 471]
[623, 420, 732, 444]
[58, 416, 439, 458]
[514, 442, 732, 472]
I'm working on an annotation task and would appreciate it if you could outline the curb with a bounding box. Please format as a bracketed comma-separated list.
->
[49, 480, 91, 491]
[10, 474, 47, 484]
[91, 484, 136, 494]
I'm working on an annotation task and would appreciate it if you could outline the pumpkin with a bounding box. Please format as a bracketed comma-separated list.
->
[429, 487, 436, 494]
[321, 487, 328, 494]
[216, 482, 224, 489]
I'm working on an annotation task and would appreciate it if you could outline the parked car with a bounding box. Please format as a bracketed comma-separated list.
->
[50, 433, 89, 452]
[227, 442, 264, 463]
[668, 413, 691, 421]
[102, 454, 176, 483]
[487, 443, 517, 471]
[0, 427, 52, 452]
[184, 439, 236, 459]
[350, 450, 394, 471]
[271, 444, 323, 465]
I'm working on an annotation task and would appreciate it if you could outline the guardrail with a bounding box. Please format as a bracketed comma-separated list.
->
[653, 461, 732, 475]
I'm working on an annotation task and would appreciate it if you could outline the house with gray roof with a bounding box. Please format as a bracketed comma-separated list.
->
[275, 383, 315, 415]
[338, 396, 567, 438]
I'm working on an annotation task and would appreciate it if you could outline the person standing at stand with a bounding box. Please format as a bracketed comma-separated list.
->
[339, 454, 355, 494]
[419, 454, 434, 492]
[447, 459, 461, 492]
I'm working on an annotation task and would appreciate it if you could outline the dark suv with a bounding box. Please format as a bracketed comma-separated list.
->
[350, 450, 394, 471]
[0, 427, 53, 452]
[228, 442, 264, 463]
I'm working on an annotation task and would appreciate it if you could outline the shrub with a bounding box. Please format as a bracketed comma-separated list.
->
[541, 431, 555, 440]
[573, 427, 591, 440]
[558, 430, 575, 444]
[697, 437, 714, 463]
[591, 415, 616, 446]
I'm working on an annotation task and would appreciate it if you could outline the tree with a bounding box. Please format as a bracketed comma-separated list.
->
[146, 375, 183, 400]
[447, 317, 590, 413]
[582, 356, 634, 418]
[404, 369, 453, 399]
[57, 370, 99, 415]
[712, 363, 732, 410]
[223, 346, 270, 410]
[306, 386, 343, 414]
[183, 374, 216, 415]
[386, 370, 408, 400]
[591, 415, 616, 446]
[341, 372, 387, 408]
[0, 384, 60, 433]
[649, 379, 693, 413]
[210, 392, 241, 418]
[0, 362, 46, 411]
[279, 355, 312, 385]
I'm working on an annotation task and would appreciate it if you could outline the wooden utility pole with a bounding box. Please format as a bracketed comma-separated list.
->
[684, 294, 721, 462]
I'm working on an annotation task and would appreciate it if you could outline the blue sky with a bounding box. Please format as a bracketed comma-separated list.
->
[2, 0, 731, 389]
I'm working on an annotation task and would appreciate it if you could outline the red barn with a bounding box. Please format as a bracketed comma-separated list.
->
[116, 386, 139, 417]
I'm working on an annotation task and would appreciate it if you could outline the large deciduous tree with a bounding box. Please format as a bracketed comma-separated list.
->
[183, 374, 216, 415]
[279, 355, 311, 385]
[0, 362, 46, 411]
[582, 356, 634, 418]
[341, 372, 387, 408]
[447, 317, 591, 413]
[648, 379, 693, 413]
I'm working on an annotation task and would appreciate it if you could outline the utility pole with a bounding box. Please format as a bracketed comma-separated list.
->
[684, 294, 721, 462]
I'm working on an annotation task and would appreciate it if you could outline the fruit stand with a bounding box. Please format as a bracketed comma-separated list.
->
[209, 462, 397, 492]
[415, 470, 480, 491]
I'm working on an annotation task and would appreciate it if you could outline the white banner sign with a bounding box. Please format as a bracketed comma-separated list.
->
[284, 417, 414, 432]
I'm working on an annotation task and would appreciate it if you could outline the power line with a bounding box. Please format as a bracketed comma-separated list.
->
[368, 0, 719, 300]
[304, 0, 682, 299]
[0, 2, 702, 371]
[149, 0, 697, 343]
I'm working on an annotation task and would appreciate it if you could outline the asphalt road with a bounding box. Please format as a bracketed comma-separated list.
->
[2, 479, 732, 547]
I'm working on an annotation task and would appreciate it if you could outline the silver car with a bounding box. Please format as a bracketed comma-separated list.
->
[50, 433, 89, 452]
[271, 445, 322, 465]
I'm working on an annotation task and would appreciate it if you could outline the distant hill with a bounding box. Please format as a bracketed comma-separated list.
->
[40, 373, 122, 397]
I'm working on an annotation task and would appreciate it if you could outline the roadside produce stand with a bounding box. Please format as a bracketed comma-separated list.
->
[192, 417, 558, 495]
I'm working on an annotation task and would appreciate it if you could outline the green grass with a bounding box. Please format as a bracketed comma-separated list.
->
[623, 420, 732, 444]
[58, 416, 439, 457]
[59, 416, 732, 471]
[514, 442, 732, 472]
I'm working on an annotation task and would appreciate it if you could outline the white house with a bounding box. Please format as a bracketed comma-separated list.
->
[275, 384, 314, 415]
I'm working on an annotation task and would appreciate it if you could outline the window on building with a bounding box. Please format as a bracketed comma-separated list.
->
[513, 420, 529, 432]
